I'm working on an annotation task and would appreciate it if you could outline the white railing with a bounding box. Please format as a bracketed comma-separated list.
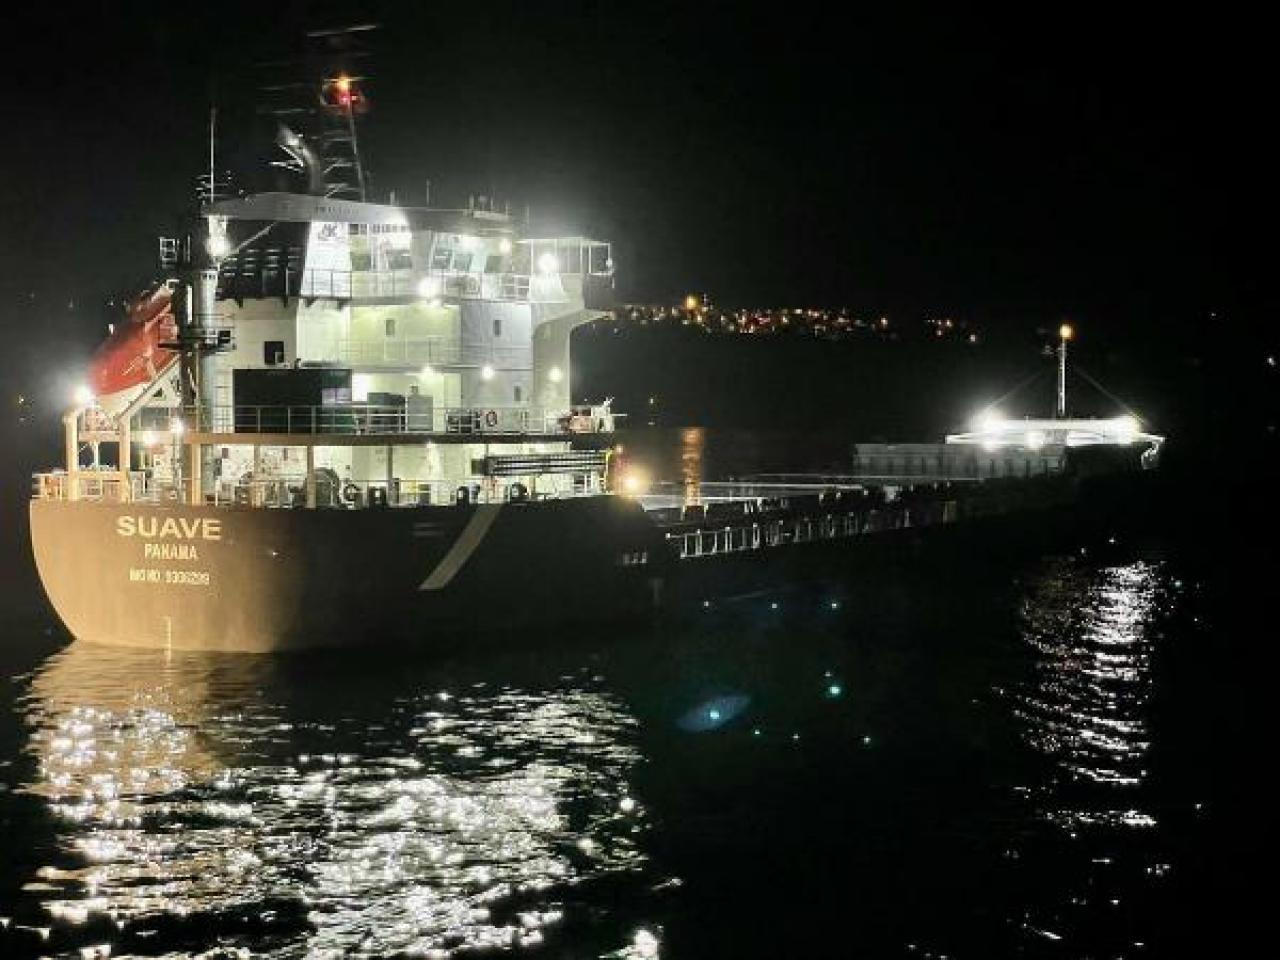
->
[32, 471, 196, 504]
[325, 337, 531, 369]
[135, 403, 617, 437]
[298, 268, 544, 302]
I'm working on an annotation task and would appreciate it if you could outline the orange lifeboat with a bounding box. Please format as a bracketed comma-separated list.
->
[88, 284, 179, 414]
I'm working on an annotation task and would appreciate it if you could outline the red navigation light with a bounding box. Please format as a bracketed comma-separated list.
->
[335, 75, 352, 106]
[323, 75, 368, 114]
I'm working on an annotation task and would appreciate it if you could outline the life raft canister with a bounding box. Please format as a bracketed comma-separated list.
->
[484, 409, 499, 428]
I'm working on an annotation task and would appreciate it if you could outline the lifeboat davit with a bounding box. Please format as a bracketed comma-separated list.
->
[88, 283, 179, 416]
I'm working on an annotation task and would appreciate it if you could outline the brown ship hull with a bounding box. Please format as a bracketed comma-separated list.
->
[29, 497, 663, 652]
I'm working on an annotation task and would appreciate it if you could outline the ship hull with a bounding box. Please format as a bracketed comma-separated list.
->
[30, 470, 1157, 652]
[29, 497, 663, 652]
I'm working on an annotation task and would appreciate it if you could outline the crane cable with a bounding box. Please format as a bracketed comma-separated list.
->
[1073, 365, 1141, 419]
[976, 367, 1046, 419]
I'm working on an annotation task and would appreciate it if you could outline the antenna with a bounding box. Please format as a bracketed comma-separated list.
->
[208, 106, 216, 204]
[195, 105, 228, 204]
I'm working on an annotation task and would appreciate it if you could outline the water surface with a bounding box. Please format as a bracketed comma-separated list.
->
[0, 431, 1245, 957]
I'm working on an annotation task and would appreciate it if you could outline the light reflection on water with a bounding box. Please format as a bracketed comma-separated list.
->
[0, 549, 1210, 958]
[996, 557, 1179, 954]
[1015, 560, 1161, 827]
[13, 644, 654, 957]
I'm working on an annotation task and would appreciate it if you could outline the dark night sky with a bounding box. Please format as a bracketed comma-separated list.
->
[1, 3, 1274, 387]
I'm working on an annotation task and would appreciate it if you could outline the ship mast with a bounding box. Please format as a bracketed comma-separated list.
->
[1056, 323, 1073, 418]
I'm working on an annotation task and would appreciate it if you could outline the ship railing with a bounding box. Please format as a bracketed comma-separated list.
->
[31, 470, 197, 504]
[847, 453, 1064, 482]
[325, 337, 531, 369]
[286, 268, 557, 303]
[135, 403, 617, 437]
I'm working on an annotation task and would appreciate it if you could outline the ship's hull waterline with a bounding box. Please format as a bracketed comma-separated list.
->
[29, 497, 664, 652]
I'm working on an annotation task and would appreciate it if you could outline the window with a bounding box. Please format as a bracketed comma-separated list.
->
[514, 385, 523, 402]
[451, 252, 473, 273]
[493, 317, 503, 337]
[385, 316, 396, 338]
[430, 246, 453, 270]
[264, 340, 284, 365]
[321, 386, 351, 405]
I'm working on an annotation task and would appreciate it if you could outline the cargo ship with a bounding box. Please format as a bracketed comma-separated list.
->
[28, 73, 1164, 651]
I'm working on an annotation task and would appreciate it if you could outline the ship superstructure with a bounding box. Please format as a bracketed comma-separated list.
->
[48, 190, 618, 510]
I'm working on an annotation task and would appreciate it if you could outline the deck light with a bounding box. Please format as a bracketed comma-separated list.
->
[620, 467, 650, 496]
[73, 385, 94, 407]
[481, 365, 495, 381]
[1113, 415, 1139, 438]
[537, 252, 559, 274]
[972, 408, 1005, 432]
[419, 365, 435, 379]
[632, 930, 659, 959]
[1059, 323, 1075, 341]
[547, 366, 563, 383]
[418, 276, 441, 299]
[205, 233, 231, 259]
[499, 238, 512, 254]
